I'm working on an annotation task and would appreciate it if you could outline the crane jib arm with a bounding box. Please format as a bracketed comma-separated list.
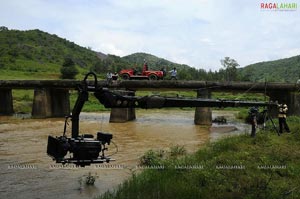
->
[94, 89, 277, 109]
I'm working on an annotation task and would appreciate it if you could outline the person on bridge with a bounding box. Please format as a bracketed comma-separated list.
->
[169, 67, 177, 80]
[278, 103, 290, 134]
[106, 71, 113, 84]
[143, 61, 148, 71]
[161, 67, 166, 77]
[142, 60, 148, 75]
[112, 72, 118, 80]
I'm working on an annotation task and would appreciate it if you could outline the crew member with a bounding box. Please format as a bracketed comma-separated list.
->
[106, 71, 113, 84]
[169, 67, 177, 80]
[143, 61, 148, 71]
[112, 72, 118, 80]
[278, 103, 290, 134]
[249, 106, 259, 137]
[161, 67, 166, 77]
[133, 67, 138, 75]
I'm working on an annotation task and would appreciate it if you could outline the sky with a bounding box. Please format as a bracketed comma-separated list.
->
[1, 0, 300, 71]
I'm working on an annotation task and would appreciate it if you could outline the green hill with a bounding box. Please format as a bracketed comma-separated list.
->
[0, 27, 100, 79]
[239, 55, 300, 83]
[0, 27, 202, 80]
[1, 27, 299, 82]
[123, 52, 189, 70]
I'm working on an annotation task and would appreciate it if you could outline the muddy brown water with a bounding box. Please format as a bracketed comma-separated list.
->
[0, 109, 250, 199]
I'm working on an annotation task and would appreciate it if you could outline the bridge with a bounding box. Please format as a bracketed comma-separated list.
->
[0, 80, 299, 125]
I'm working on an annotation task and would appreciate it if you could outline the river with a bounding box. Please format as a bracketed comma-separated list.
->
[0, 109, 250, 199]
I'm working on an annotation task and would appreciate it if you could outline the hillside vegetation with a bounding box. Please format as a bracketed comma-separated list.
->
[239, 56, 300, 82]
[0, 28, 140, 80]
[0, 27, 299, 82]
[0, 27, 101, 79]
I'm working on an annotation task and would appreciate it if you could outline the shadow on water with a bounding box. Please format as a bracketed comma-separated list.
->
[0, 109, 250, 199]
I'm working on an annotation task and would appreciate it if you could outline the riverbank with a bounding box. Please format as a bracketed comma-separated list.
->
[97, 117, 300, 199]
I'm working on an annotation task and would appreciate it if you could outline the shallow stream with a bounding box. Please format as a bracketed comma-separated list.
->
[0, 109, 250, 199]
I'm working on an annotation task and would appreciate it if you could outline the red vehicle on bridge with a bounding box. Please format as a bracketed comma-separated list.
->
[119, 62, 165, 80]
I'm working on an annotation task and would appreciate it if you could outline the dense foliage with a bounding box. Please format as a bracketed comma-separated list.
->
[0, 27, 99, 79]
[239, 56, 300, 82]
[60, 57, 78, 79]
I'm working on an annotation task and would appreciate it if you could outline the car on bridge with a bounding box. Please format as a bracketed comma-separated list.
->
[119, 62, 166, 80]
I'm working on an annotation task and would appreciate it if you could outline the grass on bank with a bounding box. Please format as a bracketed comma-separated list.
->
[97, 117, 300, 199]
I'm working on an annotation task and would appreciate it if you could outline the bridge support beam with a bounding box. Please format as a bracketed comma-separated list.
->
[0, 89, 14, 115]
[109, 90, 136, 123]
[268, 91, 300, 116]
[194, 89, 212, 125]
[51, 89, 70, 117]
[109, 108, 136, 123]
[32, 88, 70, 118]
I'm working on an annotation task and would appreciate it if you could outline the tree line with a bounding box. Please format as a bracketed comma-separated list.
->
[61, 55, 240, 81]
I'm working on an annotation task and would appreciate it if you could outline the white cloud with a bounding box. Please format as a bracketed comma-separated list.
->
[284, 48, 300, 58]
[0, 0, 300, 70]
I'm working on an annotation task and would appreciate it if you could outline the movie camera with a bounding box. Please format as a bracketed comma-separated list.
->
[47, 72, 113, 167]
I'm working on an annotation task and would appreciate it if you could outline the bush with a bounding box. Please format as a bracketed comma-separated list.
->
[60, 57, 78, 79]
[170, 145, 186, 157]
[139, 150, 164, 166]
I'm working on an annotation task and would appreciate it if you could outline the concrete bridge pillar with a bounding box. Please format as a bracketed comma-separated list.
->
[32, 88, 52, 118]
[50, 89, 70, 117]
[268, 91, 300, 116]
[109, 90, 136, 123]
[32, 88, 70, 118]
[0, 89, 14, 115]
[194, 89, 212, 125]
[289, 92, 300, 116]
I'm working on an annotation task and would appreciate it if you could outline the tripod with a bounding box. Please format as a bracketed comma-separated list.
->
[261, 108, 280, 136]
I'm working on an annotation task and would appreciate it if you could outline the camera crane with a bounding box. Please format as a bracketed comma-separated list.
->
[47, 72, 278, 167]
